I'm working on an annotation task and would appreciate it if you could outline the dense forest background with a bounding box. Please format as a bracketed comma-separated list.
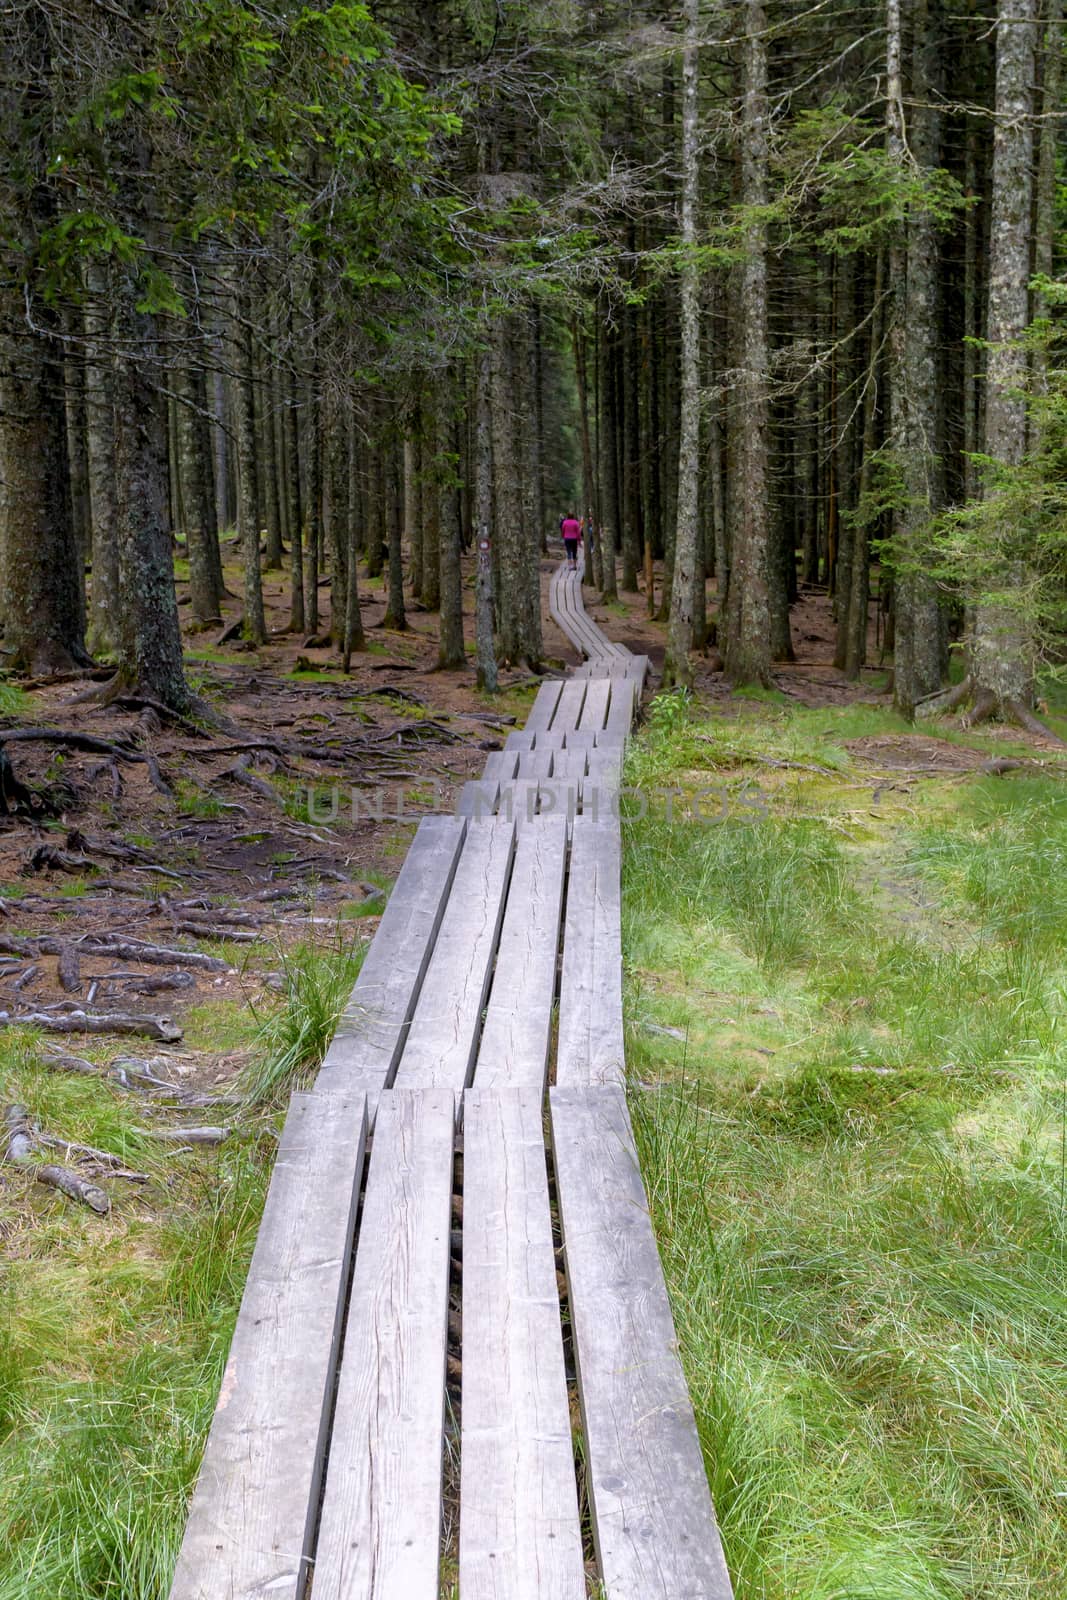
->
[1, 0, 1065, 724]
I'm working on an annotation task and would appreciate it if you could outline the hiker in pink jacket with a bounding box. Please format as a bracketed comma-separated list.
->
[560, 513, 582, 572]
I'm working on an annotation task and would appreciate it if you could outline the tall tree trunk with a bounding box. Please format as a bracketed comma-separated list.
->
[176, 360, 223, 623]
[383, 439, 407, 631]
[474, 351, 498, 691]
[285, 359, 305, 633]
[0, 312, 88, 674]
[85, 262, 120, 656]
[845, 255, 885, 680]
[111, 276, 189, 711]
[723, 0, 773, 687]
[438, 392, 466, 670]
[664, 0, 701, 688]
[889, 0, 945, 710]
[969, 0, 1037, 719]
[232, 298, 266, 644]
[324, 391, 349, 647]
[597, 314, 620, 599]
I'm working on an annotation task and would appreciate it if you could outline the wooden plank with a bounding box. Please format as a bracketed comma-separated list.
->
[556, 816, 624, 1086]
[537, 781, 580, 829]
[582, 751, 623, 823]
[605, 678, 637, 735]
[317, 815, 466, 1101]
[458, 779, 499, 819]
[549, 1087, 734, 1600]
[482, 749, 520, 784]
[460, 1090, 586, 1599]
[496, 778, 543, 827]
[552, 679, 587, 733]
[563, 728, 597, 752]
[504, 728, 536, 753]
[393, 819, 515, 1092]
[475, 817, 567, 1092]
[552, 748, 588, 783]
[525, 678, 564, 734]
[595, 729, 627, 752]
[529, 728, 565, 751]
[517, 749, 554, 780]
[169, 1089, 368, 1600]
[578, 675, 612, 732]
[312, 1089, 455, 1600]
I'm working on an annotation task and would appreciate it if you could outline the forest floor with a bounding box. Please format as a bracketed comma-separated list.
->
[2, 545, 1067, 1597]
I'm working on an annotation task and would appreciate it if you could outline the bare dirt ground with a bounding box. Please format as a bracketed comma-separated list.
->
[0, 553, 572, 1067]
[1, 553, 1057, 1078]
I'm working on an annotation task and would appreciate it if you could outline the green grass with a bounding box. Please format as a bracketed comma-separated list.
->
[240, 934, 368, 1103]
[624, 692, 1067, 1597]
[0, 1032, 273, 1600]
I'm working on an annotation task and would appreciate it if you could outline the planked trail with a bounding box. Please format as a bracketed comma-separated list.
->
[169, 561, 733, 1600]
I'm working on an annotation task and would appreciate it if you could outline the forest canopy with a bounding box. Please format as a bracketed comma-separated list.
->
[0, 0, 1064, 725]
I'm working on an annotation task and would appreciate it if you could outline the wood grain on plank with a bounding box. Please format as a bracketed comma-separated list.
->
[578, 675, 612, 732]
[496, 778, 543, 827]
[458, 779, 500, 818]
[475, 817, 567, 1092]
[525, 679, 564, 734]
[556, 815, 624, 1086]
[482, 749, 520, 784]
[168, 1090, 368, 1600]
[312, 1089, 455, 1600]
[517, 749, 554, 781]
[393, 818, 514, 1092]
[317, 815, 466, 1102]
[549, 1086, 734, 1600]
[552, 678, 588, 734]
[460, 1089, 586, 1599]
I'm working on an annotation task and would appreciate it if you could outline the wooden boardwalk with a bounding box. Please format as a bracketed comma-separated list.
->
[169, 561, 733, 1600]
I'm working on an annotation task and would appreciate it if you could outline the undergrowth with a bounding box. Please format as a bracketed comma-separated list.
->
[624, 693, 1067, 1597]
[0, 1035, 272, 1600]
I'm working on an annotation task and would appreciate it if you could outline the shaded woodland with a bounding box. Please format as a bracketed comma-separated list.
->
[1, 0, 1065, 728]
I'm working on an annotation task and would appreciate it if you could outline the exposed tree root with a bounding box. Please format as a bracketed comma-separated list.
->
[4, 1105, 111, 1213]
[914, 674, 1067, 746]
[0, 1008, 182, 1041]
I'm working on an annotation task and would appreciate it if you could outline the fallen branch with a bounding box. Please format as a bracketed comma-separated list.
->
[0, 1009, 182, 1041]
[136, 1124, 230, 1145]
[56, 947, 81, 993]
[3, 1105, 110, 1213]
[66, 936, 228, 972]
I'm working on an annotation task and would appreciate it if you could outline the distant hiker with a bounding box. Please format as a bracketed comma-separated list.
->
[561, 512, 582, 572]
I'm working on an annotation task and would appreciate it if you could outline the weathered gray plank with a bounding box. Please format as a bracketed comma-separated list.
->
[562, 728, 597, 751]
[582, 751, 623, 823]
[556, 815, 624, 1086]
[577, 675, 612, 732]
[169, 1089, 368, 1600]
[504, 728, 536, 753]
[549, 1086, 734, 1600]
[460, 1090, 586, 1599]
[496, 778, 543, 827]
[393, 819, 515, 1091]
[529, 728, 566, 752]
[552, 678, 587, 734]
[605, 678, 636, 735]
[312, 1089, 455, 1600]
[552, 748, 588, 783]
[475, 817, 567, 1091]
[517, 749, 554, 780]
[458, 780, 500, 818]
[482, 749, 520, 784]
[316, 815, 466, 1101]
[525, 679, 564, 734]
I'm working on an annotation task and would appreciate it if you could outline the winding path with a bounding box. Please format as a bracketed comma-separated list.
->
[168, 567, 733, 1600]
